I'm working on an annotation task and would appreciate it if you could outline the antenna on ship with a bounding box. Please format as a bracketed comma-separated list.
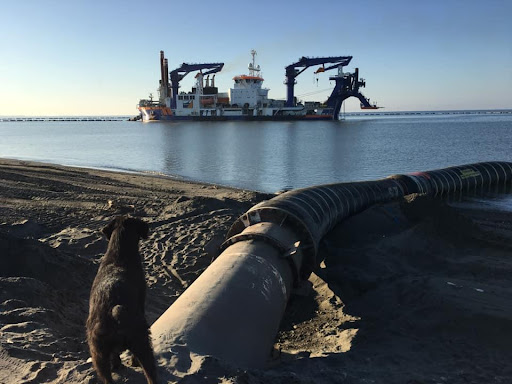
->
[248, 49, 260, 77]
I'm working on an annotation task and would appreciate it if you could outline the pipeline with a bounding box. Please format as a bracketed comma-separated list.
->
[151, 162, 512, 369]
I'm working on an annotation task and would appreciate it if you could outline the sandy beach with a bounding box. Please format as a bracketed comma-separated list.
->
[1, 158, 511, 383]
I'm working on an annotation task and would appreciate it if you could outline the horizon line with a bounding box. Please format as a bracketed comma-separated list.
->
[1, 108, 512, 119]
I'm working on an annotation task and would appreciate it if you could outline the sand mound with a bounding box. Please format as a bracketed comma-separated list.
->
[0, 234, 95, 383]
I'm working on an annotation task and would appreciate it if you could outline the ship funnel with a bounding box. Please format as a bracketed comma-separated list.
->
[164, 58, 169, 97]
[159, 52, 169, 100]
[160, 51, 165, 91]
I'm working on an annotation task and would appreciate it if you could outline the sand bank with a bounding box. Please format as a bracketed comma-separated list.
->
[1, 158, 511, 383]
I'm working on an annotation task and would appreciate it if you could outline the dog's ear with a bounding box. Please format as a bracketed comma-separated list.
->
[136, 219, 150, 239]
[102, 218, 117, 240]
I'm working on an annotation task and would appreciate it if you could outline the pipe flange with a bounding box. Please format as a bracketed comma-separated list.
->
[221, 222, 303, 284]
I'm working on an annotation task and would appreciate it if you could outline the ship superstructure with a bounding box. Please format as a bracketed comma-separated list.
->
[138, 50, 378, 121]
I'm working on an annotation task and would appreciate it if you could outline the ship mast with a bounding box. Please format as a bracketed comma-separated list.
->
[248, 49, 261, 77]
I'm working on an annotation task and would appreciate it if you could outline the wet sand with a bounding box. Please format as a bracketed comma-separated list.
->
[1, 158, 511, 383]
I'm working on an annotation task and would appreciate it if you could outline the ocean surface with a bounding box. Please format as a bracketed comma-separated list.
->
[1, 111, 511, 193]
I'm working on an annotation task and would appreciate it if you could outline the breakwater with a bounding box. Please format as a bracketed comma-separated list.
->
[0, 116, 129, 122]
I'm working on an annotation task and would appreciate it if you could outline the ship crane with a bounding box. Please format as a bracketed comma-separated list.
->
[169, 62, 224, 109]
[326, 66, 381, 116]
[285, 55, 380, 120]
[285, 56, 352, 107]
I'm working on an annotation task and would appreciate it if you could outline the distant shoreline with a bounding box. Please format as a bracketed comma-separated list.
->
[0, 116, 130, 122]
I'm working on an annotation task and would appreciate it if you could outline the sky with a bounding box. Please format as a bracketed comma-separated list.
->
[0, 0, 510, 116]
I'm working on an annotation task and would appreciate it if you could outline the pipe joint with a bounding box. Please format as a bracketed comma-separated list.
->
[221, 222, 303, 285]
[226, 206, 316, 280]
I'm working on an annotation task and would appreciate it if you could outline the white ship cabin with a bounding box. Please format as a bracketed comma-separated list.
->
[229, 75, 269, 107]
[229, 50, 269, 108]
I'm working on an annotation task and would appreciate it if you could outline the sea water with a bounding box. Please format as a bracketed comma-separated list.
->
[1, 111, 511, 193]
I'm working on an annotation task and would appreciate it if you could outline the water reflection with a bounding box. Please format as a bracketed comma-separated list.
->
[153, 115, 512, 192]
[1, 113, 511, 193]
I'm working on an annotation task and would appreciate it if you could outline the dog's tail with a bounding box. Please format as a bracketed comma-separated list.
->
[111, 305, 129, 325]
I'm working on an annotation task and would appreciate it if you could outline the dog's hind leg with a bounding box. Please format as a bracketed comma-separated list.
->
[110, 350, 122, 371]
[91, 347, 115, 384]
[129, 327, 157, 384]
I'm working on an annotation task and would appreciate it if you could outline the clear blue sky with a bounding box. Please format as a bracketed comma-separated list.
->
[1, 0, 510, 116]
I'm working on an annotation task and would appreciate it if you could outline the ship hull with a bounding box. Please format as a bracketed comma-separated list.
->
[138, 107, 335, 122]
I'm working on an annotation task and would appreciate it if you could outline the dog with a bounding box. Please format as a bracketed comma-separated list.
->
[86, 216, 157, 384]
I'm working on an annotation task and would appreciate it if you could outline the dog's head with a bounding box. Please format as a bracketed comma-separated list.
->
[102, 216, 149, 241]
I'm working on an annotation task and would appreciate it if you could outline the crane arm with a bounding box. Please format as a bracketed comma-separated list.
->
[169, 62, 224, 108]
[285, 56, 352, 71]
[285, 56, 352, 107]
[171, 63, 224, 82]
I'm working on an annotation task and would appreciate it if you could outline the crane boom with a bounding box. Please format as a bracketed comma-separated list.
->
[285, 56, 352, 107]
[169, 62, 224, 109]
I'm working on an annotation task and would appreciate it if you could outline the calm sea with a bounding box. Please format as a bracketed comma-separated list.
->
[1, 111, 511, 193]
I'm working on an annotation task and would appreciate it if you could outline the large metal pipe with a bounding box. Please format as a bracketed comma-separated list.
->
[152, 223, 298, 368]
[151, 162, 512, 368]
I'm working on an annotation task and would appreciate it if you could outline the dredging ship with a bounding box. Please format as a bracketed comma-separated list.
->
[137, 50, 379, 122]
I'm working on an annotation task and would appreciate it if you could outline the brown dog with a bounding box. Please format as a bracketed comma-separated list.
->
[86, 216, 157, 384]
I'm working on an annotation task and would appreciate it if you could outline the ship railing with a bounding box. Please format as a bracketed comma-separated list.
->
[138, 99, 162, 107]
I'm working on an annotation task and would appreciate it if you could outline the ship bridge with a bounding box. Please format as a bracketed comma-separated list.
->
[230, 50, 269, 108]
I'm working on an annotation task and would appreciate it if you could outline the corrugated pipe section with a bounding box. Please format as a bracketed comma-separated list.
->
[151, 161, 512, 369]
[226, 161, 512, 280]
